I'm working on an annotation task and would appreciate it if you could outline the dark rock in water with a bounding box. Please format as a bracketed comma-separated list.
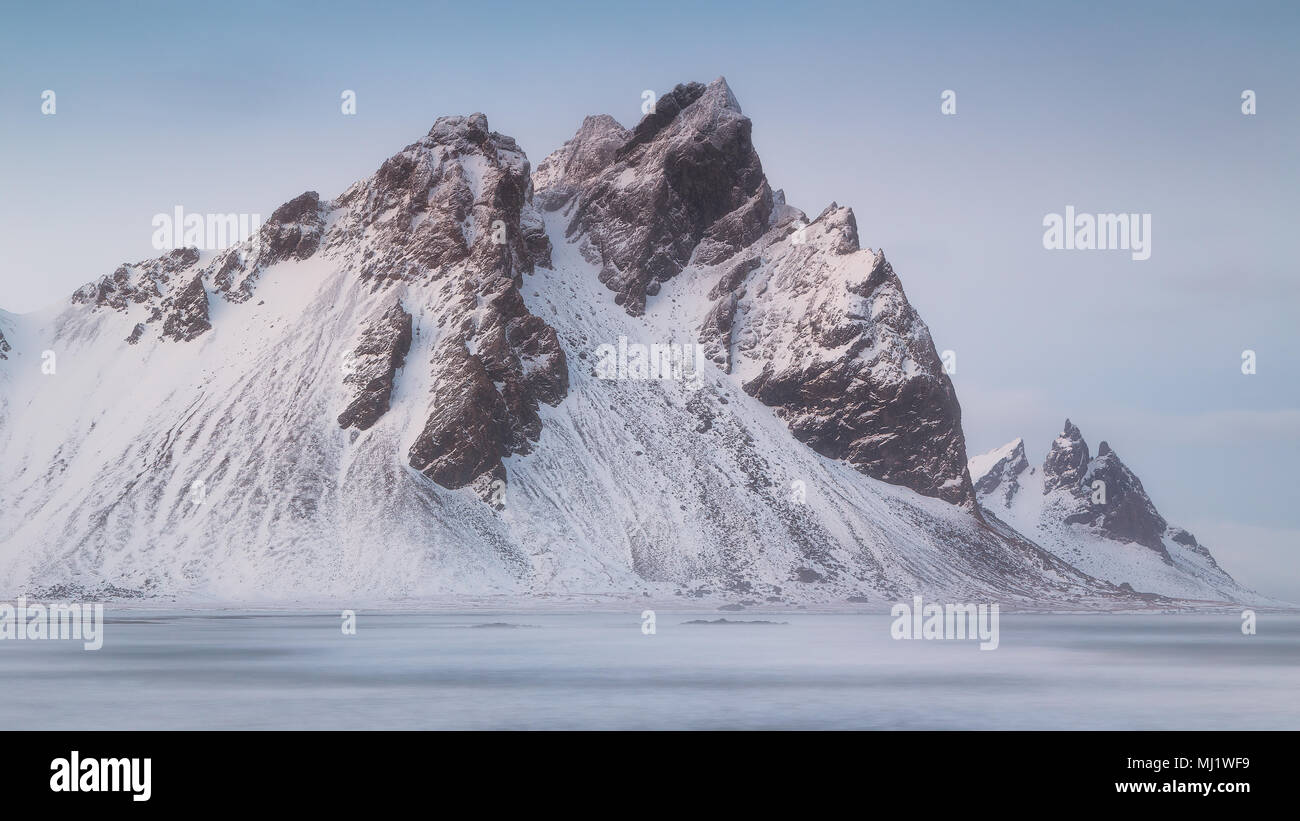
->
[469, 622, 539, 629]
[683, 618, 788, 625]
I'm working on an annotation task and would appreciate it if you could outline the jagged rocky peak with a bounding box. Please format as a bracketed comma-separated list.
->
[541, 76, 773, 315]
[533, 78, 974, 505]
[0, 327, 11, 361]
[71, 247, 201, 312]
[965, 424, 1247, 600]
[1042, 418, 1090, 493]
[977, 421, 1174, 557]
[329, 112, 550, 284]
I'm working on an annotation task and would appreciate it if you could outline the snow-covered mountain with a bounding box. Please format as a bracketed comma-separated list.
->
[0, 77, 1258, 606]
[968, 422, 1256, 602]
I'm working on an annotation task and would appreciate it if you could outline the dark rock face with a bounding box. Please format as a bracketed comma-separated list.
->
[1075, 440, 1169, 554]
[160, 275, 212, 342]
[408, 338, 513, 489]
[212, 191, 324, 303]
[1043, 419, 1091, 494]
[1042, 421, 1170, 557]
[361, 115, 569, 495]
[329, 113, 551, 284]
[733, 224, 975, 507]
[541, 77, 773, 316]
[537, 78, 973, 506]
[0, 328, 9, 360]
[338, 297, 413, 431]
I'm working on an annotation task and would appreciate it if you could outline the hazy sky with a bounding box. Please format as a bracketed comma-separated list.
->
[1, 0, 1296, 598]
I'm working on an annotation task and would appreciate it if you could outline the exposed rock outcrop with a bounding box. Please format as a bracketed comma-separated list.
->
[1043, 419, 1091, 494]
[72, 247, 201, 313]
[345, 115, 571, 494]
[212, 191, 324, 303]
[159, 274, 212, 342]
[541, 78, 772, 316]
[338, 296, 413, 431]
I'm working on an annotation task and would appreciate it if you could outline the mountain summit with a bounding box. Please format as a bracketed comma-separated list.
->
[0, 81, 1252, 605]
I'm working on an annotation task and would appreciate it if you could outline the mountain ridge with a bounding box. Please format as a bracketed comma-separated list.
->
[0, 78, 1262, 607]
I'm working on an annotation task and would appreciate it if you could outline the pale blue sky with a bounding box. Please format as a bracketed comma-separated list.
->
[1, 0, 1296, 596]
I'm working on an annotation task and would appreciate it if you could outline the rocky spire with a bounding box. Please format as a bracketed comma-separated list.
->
[1042, 419, 1091, 494]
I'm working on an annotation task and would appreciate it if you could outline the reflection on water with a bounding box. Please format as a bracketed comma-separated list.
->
[1, 612, 1296, 729]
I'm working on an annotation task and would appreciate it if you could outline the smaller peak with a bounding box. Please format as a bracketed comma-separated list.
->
[427, 113, 492, 146]
[703, 76, 742, 113]
[268, 191, 320, 225]
[1097, 440, 1112, 457]
[811, 204, 859, 254]
[579, 113, 627, 133]
[1061, 419, 1083, 439]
